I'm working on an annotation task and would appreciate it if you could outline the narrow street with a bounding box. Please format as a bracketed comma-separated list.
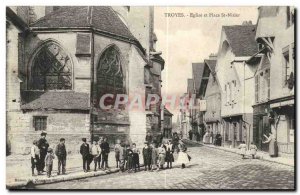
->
[34, 144, 294, 190]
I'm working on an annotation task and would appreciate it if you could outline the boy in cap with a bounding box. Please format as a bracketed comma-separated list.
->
[45, 148, 55, 178]
[80, 138, 90, 172]
[142, 141, 152, 171]
[37, 131, 49, 172]
[119, 143, 126, 172]
[126, 145, 134, 173]
[91, 139, 101, 171]
[30, 140, 40, 176]
[55, 138, 67, 175]
[100, 137, 110, 170]
[132, 143, 140, 172]
[114, 139, 121, 168]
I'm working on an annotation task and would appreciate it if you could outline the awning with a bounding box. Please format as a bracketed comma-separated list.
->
[270, 99, 294, 108]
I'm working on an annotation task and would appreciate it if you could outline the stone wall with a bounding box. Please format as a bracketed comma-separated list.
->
[7, 111, 89, 154]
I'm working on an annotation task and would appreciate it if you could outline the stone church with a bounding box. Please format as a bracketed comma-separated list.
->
[6, 6, 166, 154]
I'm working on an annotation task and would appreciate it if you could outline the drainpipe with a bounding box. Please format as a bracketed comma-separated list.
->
[89, 6, 95, 142]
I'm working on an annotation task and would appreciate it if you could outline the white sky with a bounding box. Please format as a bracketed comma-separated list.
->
[154, 7, 259, 117]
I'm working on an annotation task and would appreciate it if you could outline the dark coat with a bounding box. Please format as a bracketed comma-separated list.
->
[55, 143, 67, 159]
[38, 138, 49, 155]
[100, 142, 110, 154]
[142, 147, 152, 165]
[145, 135, 153, 143]
[165, 144, 174, 162]
[80, 143, 90, 158]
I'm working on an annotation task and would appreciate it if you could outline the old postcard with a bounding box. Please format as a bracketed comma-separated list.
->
[6, 6, 295, 190]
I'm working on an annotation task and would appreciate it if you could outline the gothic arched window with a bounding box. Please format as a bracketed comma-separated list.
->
[31, 42, 72, 90]
[96, 46, 124, 104]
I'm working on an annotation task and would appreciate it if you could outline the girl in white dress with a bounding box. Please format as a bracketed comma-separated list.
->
[177, 140, 190, 168]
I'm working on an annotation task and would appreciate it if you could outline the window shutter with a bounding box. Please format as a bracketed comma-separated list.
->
[255, 75, 258, 103]
[224, 84, 227, 104]
[266, 69, 270, 99]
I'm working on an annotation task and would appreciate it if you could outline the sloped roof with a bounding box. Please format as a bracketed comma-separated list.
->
[223, 25, 258, 57]
[192, 63, 205, 94]
[187, 78, 194, 95]
[204, 59, 217, 73]
[164, 108, 173, 116]
[21, 91, 89, 110]
[31, 6, 136, 40]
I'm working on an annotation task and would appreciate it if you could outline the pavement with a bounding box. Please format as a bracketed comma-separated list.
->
[183, 139, 294, 167]
[6, 151, 124, 189]
[7, 140, 295, 190]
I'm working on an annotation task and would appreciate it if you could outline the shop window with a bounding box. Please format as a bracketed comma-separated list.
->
[33, 116, 47, 131]
[288, 116, 295, 143]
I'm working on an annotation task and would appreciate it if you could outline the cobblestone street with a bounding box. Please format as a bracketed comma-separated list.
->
[34, 144, 295, 190]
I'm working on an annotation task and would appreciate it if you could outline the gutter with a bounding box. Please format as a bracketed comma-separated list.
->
[30, 26, 146, 56]
[6, 7, 30, 33]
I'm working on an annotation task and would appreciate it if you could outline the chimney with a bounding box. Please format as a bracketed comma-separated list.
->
[242, 20, 253, 25]
[209, 53, 217, 60]
[28, 7, 37, 25]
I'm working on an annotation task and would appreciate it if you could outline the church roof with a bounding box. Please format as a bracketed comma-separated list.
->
[21, 91, 89, 111]
[31, 6, 136, 41]
[223, 25, 258, 57]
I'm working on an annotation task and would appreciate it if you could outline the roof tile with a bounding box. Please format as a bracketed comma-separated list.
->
[21, 91, 89, 110]
[31, 6, 135, 40]
[223, 25, 258, 57]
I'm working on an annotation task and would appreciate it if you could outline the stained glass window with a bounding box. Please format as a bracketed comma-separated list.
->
[96, 46, 124, 104]
[31, 42, 72, 90]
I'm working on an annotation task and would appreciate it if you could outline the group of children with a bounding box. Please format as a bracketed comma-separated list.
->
[238, 142, 258, 159]
[31, 136, 190, 177]
[114, 139, 177, 173]
[80, 137, 110, 172]
[31, 138, 66, 178]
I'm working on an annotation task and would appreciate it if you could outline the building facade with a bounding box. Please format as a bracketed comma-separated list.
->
[202, 57, 221, 141]
[250, 6, 295, 156]
[216, 23, 258, 148]
[6, 6, 165, 154]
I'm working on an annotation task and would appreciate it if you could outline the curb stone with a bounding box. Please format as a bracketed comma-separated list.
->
[7, 165, 146, 189]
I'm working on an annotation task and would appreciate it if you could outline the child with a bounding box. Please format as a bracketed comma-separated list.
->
[165, 140, 174, 169]
[249, 142, 258, 159]
[97, 137, 103, 169]
[114, 140, 121, 168]
[142, 141, 152, 171]
[45, 148, 55, 178]
[177, 140, 190, 169]
[119, 143, 126, 172]
[150, 142, 158, 171]
[30, 140, 40, 176]
[132, 143, 140, 172]
[91, 140, 100, 171]
[55, 138, 67, 175]
[126, 145, 134, 173]
[157, 143, 166, 170]
[238, 141, 247, 159]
